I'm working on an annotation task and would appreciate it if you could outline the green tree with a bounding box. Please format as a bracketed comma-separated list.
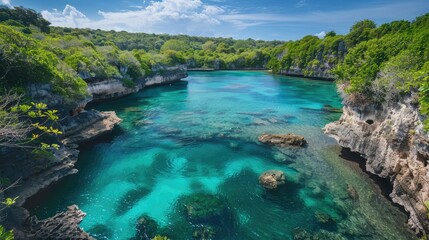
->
[0, 225, 13, 240]
[346, 19, 376, 46]
[160, 39, 190, 52]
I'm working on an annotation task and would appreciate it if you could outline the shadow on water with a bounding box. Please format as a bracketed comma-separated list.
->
[339, 148, 408, 213]
[23, 126, 124, 217]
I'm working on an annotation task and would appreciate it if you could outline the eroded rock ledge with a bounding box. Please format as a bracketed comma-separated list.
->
[4, 110, 122, 239]
[61, 110, 122, 146]
[21, 205, 94, 240]
[323, 92, 429, 233]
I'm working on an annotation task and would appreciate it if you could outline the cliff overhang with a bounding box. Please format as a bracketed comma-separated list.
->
[324, 89, 429, 234]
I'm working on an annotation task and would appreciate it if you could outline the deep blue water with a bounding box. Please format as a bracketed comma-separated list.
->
[27, 71, 415, 240]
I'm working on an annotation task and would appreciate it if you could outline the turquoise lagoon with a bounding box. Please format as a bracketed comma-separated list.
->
[28, 71, 415, 239]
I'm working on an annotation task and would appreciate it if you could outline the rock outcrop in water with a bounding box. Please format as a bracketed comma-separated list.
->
[324, 91, 429, 233]
[259, 170, 286, 189]
[20, 205, 94, 240]
[258, 133, 307, 147]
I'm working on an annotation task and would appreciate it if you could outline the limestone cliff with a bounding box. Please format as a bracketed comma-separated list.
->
[324, 89, 429, 233]
[279, 64, 335, 80]
[145, 64, 188, 86]
[87, 79, 141, 103]
[87, 64, 188, 102]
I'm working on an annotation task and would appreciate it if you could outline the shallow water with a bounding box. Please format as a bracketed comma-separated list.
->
[27, 71, 415, 239]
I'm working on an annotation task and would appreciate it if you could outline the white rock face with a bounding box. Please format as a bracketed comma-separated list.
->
[324, 92, 429, 233]
[87, 65, 188, 102]
[87, 79, 141, 102]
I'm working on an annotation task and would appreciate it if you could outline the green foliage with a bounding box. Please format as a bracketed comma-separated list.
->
[122, 78, 135, 88]
[160, 39, 190, 52]
[151, 236, 169, 240]
[0, 6, 50, 33]
[0, 26, 88, 103]
[333, 13, 429, 129]
[0, 226, 14, 240]
[346, 19, 376, 46]
[49, 26, 282, 70]
[2, 196, 18, 207]
[269, 34, 346, 75]
[1, 93, 63, 150]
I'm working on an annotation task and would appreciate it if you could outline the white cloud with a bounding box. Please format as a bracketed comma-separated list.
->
[42, 5, 90, 28]
[1, 0, 12, 8]
[40, 0, 429, 39]
[295, 0, 307, 8]
[42, 0, 225, 35]
[315, 31, 326, 38]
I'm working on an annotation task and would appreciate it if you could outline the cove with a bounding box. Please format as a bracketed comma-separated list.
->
[26, 71, 415, 240]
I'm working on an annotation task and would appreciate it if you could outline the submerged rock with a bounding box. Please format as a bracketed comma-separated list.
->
[258, 133, 307, 147]
[259, 170, 286, 189]
[180, 193, 230, 224]
[88, 224, 113, 239]
[347, 185, 359, 201]
[134, 215, 159, 240]
[192, 226, 215, 240]
[315, 211, 336, 228]
[293, 227, 346, 240]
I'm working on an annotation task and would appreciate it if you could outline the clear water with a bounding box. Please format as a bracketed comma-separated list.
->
[28, 71, 415, 240]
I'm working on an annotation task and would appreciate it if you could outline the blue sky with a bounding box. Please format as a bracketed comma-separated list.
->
[2, 0, 428, 40]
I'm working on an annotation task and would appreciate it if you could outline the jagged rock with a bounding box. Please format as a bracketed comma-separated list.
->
[8, 147, 79, 207]
[23, 205, 94, 240]
[259, 170, 286, 189]
[324, 89, 429, 233]
[27, 84, 64, 107]
[258, 133, 307, 147]
[61, 110, 122, 146]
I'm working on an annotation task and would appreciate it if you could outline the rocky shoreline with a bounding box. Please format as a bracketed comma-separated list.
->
[324, 88, 429, 234]
[7, 110, 122, 239]
[3, 66, 188, 239]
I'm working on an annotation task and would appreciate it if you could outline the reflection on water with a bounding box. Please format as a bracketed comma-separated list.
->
[26, 71, 415, 240]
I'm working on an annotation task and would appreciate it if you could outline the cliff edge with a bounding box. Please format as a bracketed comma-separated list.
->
[324, 88, 429, 233]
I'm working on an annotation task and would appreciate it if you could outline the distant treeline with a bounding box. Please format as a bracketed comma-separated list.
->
[0, 6, 428, 126]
